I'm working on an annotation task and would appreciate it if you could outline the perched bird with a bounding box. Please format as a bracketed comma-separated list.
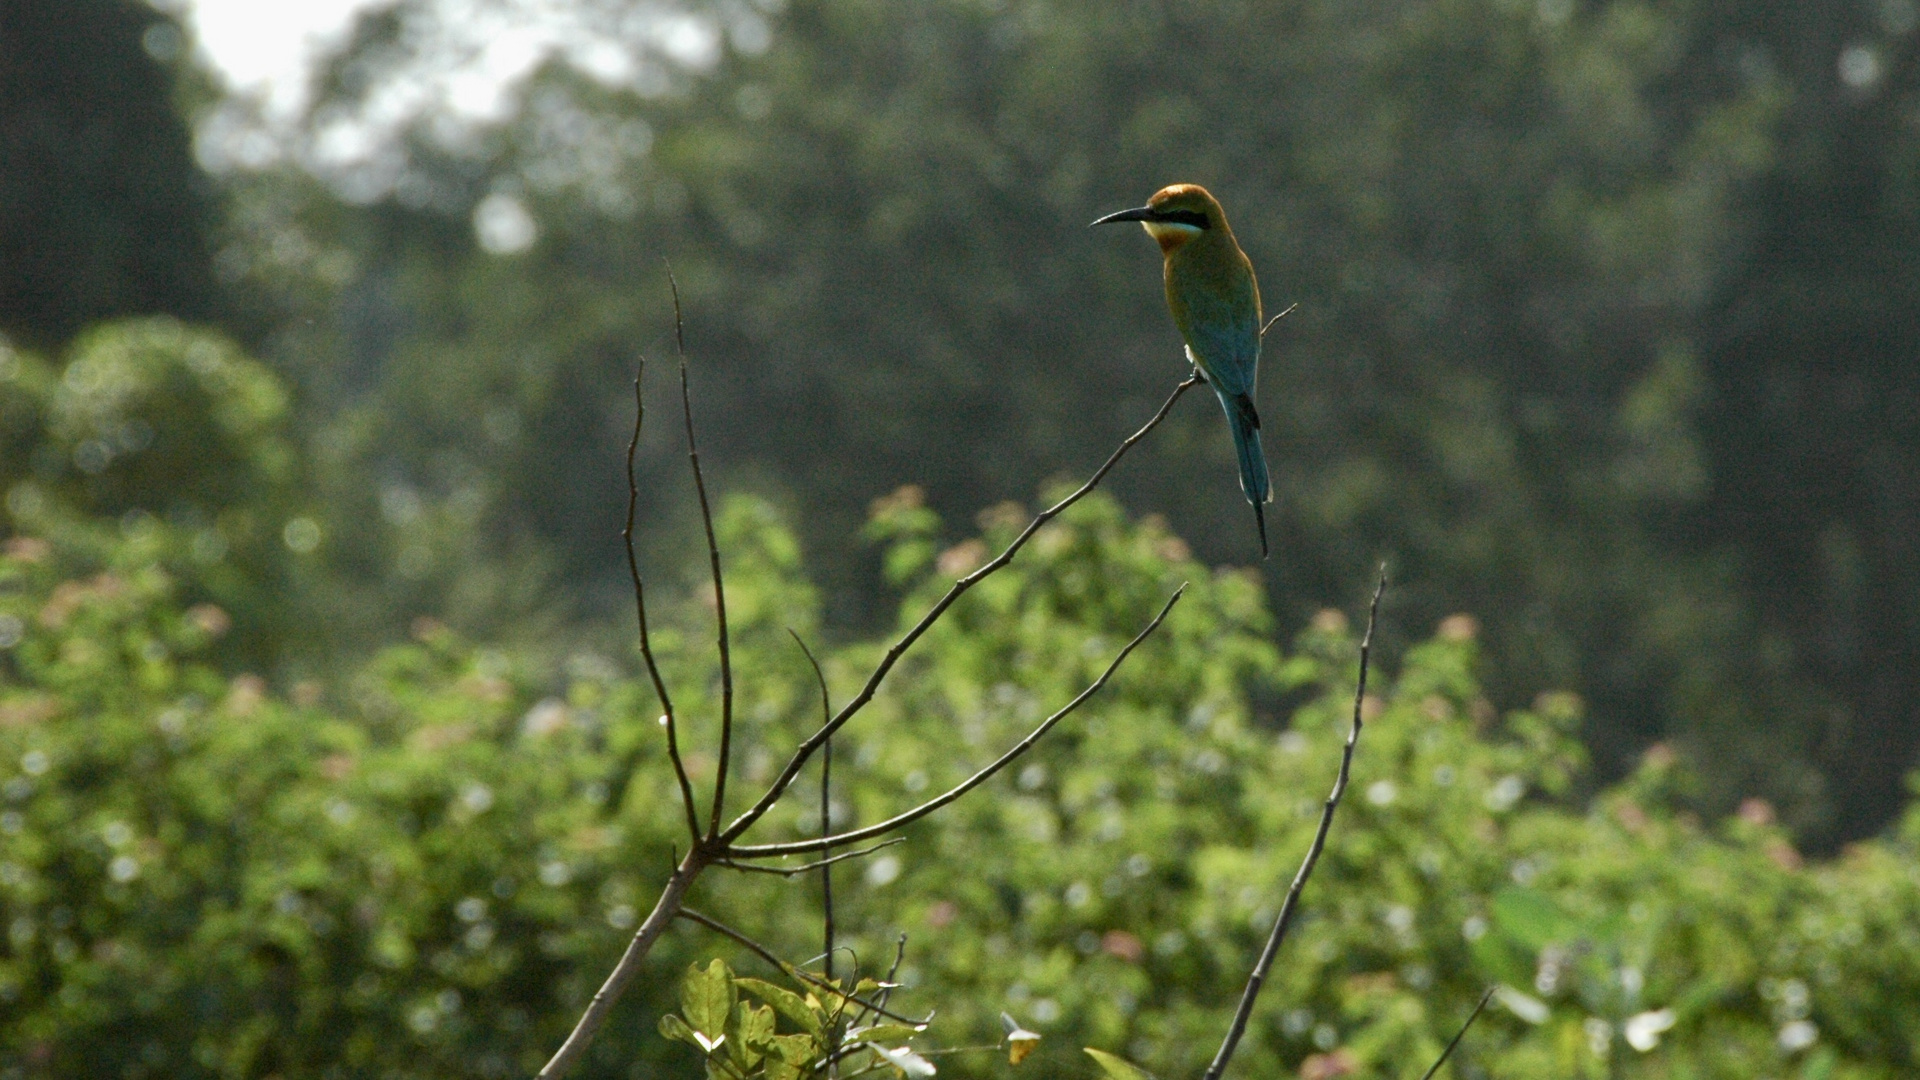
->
[1093, 183, 1272, 558]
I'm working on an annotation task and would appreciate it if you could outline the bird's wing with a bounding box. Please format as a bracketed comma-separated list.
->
[1177, 281, 1261, 399]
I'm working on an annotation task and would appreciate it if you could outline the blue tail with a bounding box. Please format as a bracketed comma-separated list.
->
[1218, 389, 1271, 559]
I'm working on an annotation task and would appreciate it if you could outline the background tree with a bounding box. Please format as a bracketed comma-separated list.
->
[0, 0, 217, 349]
[182, 0, 1916, 843]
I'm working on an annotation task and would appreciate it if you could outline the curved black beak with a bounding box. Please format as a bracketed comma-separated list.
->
[1090, 206, 1155, 227]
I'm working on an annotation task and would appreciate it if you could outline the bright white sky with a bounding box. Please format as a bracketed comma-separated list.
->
[178, 0, 391, 117]
[174, 0, 729, 205]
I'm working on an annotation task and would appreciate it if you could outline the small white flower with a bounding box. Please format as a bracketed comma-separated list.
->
[1623, 1008, 1675, 1052]
[1778, 1020, 1819, 1052]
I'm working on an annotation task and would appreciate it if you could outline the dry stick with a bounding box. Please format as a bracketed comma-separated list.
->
[715, 838, 904, 877]
[1418, 986, 1497, 1080]
[867, 934, 909, 1022]
[784, 630, 839, 984]
[541, 511, 1181, 1080]
[624, 358, 702, 842]
[675, 909, 929, 1028]
[822, 728, 835, 971]
[1201, 568, 1388, 1080]
[542, 374, 1195, 1079]
[730, 585, 1186, 858]
[1259, 301, 1300, 338]
[718, 374, 1203, 846]
[788, 630, 843, 1077]
[831, 933, 912, 1059]
[537, 847, 710, 1080]
[663, 272, 738, 841]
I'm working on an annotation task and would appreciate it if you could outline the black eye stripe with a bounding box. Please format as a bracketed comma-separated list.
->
[1152, 208, 1210, 229]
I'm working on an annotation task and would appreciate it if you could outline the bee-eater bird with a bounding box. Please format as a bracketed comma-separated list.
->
[1093, 183, 1272, 558]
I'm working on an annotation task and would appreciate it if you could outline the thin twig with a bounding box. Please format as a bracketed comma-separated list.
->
[537, 847, 711, 1079]
[664, 270, 737, 841]
[786, 629, 838, 985]
[676, 909, 929, 1027]
[1259, 301, 1300, 338]
[1418, 987, 1497, 1080]
[730, 585, 1186, 857]
[716, 838, 906, 877]
[542, 349, 1202, 1078]
[842, 933, 910, 1036]
[860, 934, 909, 1029]
[623, 358, 702, 842]
[1201, 568, 1387, 1080]
[719, 375, 1202, 845]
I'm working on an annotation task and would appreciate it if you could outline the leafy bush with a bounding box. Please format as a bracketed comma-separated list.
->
[5, 489, 1920, 1078]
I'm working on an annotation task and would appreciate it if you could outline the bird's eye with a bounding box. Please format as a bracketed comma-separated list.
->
[1153, 209, 1210, 229]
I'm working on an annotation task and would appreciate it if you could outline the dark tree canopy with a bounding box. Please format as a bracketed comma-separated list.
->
[0, 0, 215, 349]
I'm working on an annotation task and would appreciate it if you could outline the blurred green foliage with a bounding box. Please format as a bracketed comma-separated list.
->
[151, 0, 1910, 842]
[4, 1, 1920, 1074]
[7, 485, 1920, 1078]
[1, 322, 306, 671]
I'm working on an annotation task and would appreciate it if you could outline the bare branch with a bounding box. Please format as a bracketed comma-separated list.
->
[664, 269, 736, 841]
[731, 585, 1185, 858]
[1201, 568, 1387, 1080]
[675, 909, 930, 1028]
[785, 628, 840, 987]
[623, 358, 701, 842]
[537, 847, 711, 1080]
[715, 838, 906, 877]
[1259, 302, 1300, 338]
[859, 933, 909, 1030]
[719, 374, 1201, 845]
[787, 630, 844, 1077]
[1419, 986, 1497, 1080]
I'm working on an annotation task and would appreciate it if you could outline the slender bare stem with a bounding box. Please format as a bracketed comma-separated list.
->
[1201, 568, 1387, 1080]
[544, 348, 1200, 1077]
[716, 838, 904, 877]
[794, 630, 840, 1068]
[719, 375, 1201, 845]
[536, 846, 712, 1080]
[867, 934, 908, 1023]
[822, 727, 835, 957]
[1418, 986, 1497, 1080]
[732, 586, 1184, 858]
[1259, 302, 1300, 338]
[675, 909, 929, 1027]
[623, 359, 702, 842]
[785, 629, 838, 984]
[662, 273, 736, 841]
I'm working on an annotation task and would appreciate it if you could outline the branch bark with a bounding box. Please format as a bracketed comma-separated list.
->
[541, 345, 1199, 1077]
[718, 374, 1201, 845]
[622, 359, 701, 842]
[536, 846, 711, 1080]
[729, 585, 1184, 858]
[1419, 986, 1496, 1080]
[1201, 568, 1387, 1080]
[664, 273, 737, 841]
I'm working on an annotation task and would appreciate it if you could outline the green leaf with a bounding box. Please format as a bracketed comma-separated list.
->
[1491, 888, 1579, 950]
[659, 1013, 702, 1049]
[846, 1023, 926, 1044]
[765, 1061, 802, 1080]
[737, 1001, 776, 1048]
[1084, 1048, 1155, 1080]
[737, 977, 825, 1038]
[766, 1032, 818, 1067]
[684, 960, 737, 1040]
